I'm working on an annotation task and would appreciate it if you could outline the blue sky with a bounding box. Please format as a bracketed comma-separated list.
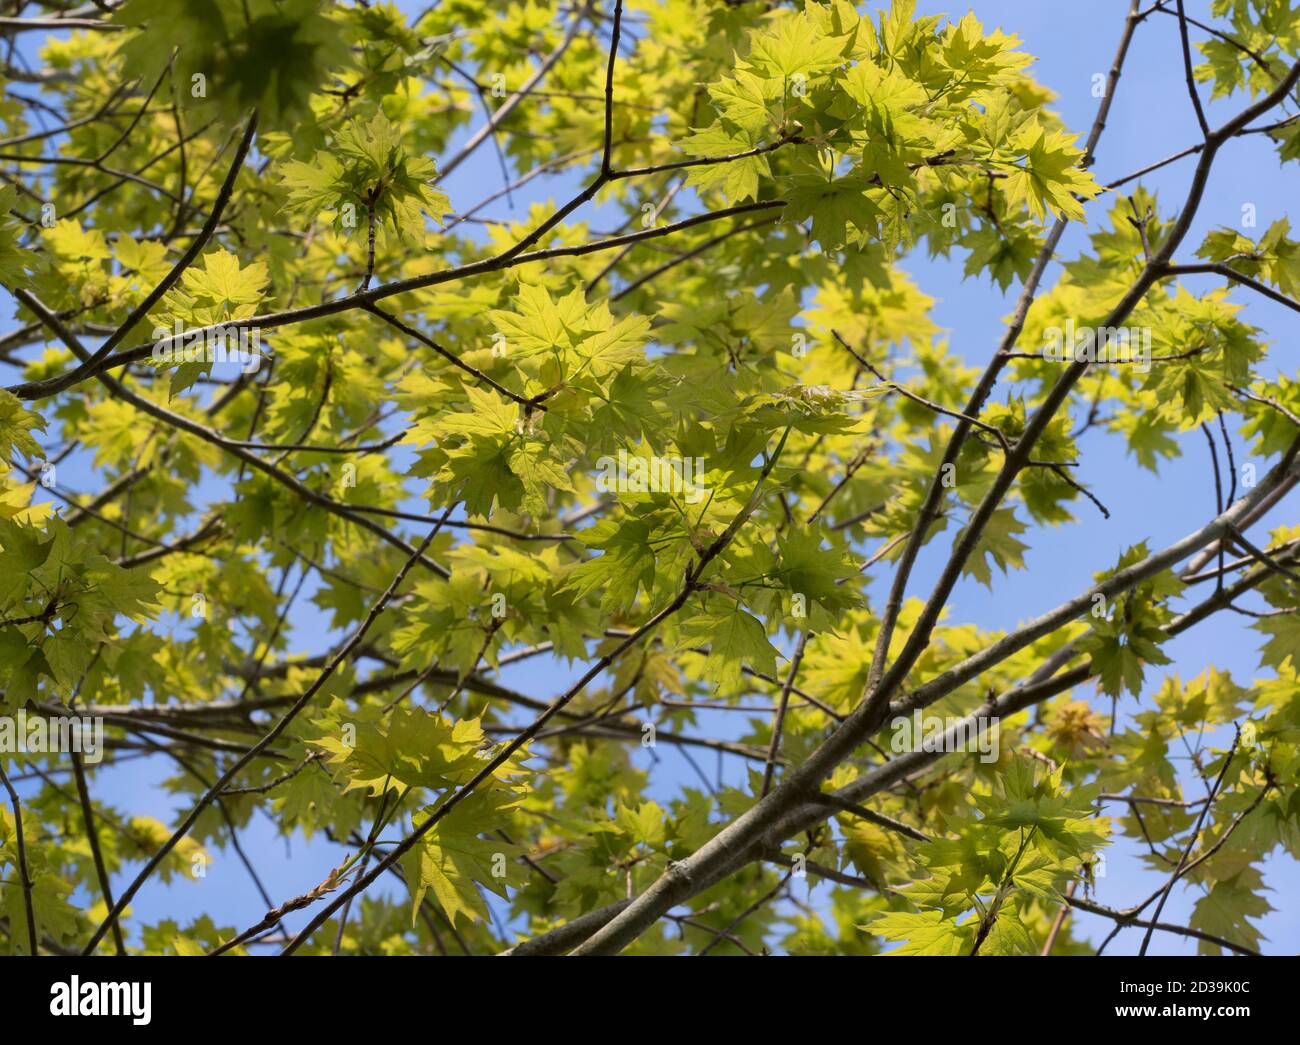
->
[5, 0, 1298, 955]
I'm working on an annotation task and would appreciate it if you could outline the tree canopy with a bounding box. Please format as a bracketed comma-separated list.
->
[0, 0, 1298, 957]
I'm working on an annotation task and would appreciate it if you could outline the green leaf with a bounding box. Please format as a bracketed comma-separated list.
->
[113, 0, 352, 130]
[678, 604, 779, 692]
[862, 908, 977, 955]
[959, 508, 1029, 588]
[1190, 869, 1272, 955]
[1002, 123, 1098, 222]
[401, 790, 525, 928]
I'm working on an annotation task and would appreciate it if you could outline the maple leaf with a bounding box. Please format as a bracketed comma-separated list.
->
[402, 790, 526, 927]
[862, 909, 977, 955]
[113, 0, 351, 129]
[1002, 124, 1098, 222]
[678, 605, 780, 692]
[677, 124, 770, 203]
[958, 508, 1029, 588]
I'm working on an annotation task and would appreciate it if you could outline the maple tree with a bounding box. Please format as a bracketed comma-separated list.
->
[0, 0, 1296, 959]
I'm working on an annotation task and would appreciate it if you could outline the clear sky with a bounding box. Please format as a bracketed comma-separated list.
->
[6, 0, 1298, 955]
